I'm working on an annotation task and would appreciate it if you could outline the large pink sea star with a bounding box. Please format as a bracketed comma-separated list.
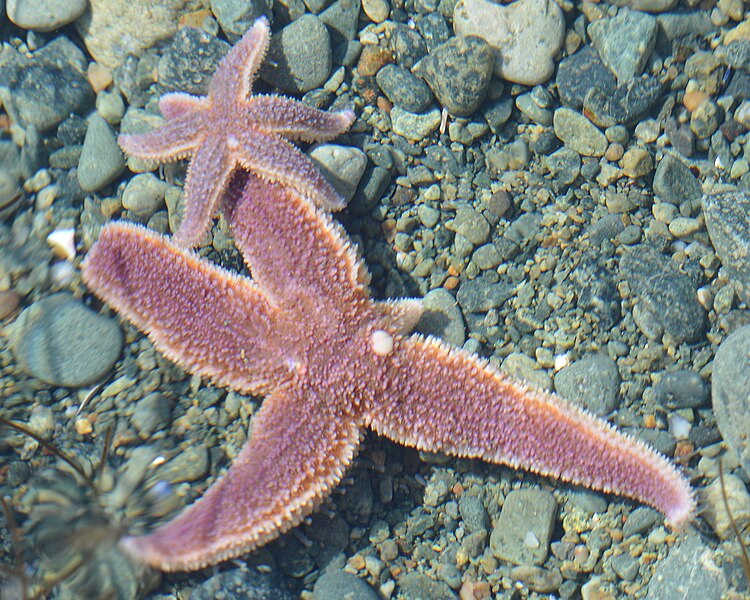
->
[81, 171, 695, 571]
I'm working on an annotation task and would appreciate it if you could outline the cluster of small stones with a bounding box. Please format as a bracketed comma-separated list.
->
[3, 0, 750, 598]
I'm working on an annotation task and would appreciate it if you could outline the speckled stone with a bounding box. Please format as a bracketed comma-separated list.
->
[10, 293, 123, 387]
[77, 113, 126, 192]
[554, 354, 620, 416]
[553, 108, 608, 157]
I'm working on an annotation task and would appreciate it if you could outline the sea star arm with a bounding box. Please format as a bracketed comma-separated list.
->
[172, 135, 234, 247]
[246, 96, 355, 143]
[118, 112, 204, 163]
[208, 17, 270, 101]
[367, 335, 695, 528]
[223, 172, 370, 306]
[236, 129, 348, 211]
[159, 93, 207, 120]
[81, 222, 289, 395]
[119, 380, 362, 571]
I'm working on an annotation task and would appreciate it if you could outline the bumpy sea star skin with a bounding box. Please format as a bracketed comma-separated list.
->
[117, 17, 355, 248]
[81, 172, 695, 572]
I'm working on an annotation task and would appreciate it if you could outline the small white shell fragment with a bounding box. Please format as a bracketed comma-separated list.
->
[47, 227, 76, 260]
[371, 329, 394, 356]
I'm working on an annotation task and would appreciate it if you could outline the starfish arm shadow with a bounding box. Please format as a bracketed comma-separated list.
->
[82, 222, 289, 395]
[366, 335, 696, 528]
[247, 96, 355, 142]
[236, 129, 348, 211]
[120, 380, 362, 571]
[118, 113, 204, 162]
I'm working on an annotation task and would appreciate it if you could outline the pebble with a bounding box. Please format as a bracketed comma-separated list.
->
[375, 64, 433, 113]
[652, 154, 702, 205]
[611, 553, 640, 582]
[553, 108, 608, 157]
[645, 532, 728, 600]
[391, 24, 428, 70]
[620, 147, 653, 179]
[131, 392, 173, 438]
[583, 77, 664, 128]
[78, 0, 188, 68]
[157, 27, 230, 95]
[77, 114, 126, 192]
[458, 493, 489, 533]
[122, 173, 169, 218]
[456, 273, 513, 313]
[701, 474, 750, 540]
[489, 488, 557, 565]
[622, 507, 661, 538]
[690, 99, 722, 139]
[261, 14, 332, 94]
[309, 144, 367, 201]
[543, 147, 581, 185]
[620, 245, 706, 343]
[446, 206, 490, 245]
[588, 8, 657, 83]
[554, 354, 620, 416]
[390, 105, 442, 142]
[0, 290, 20, 320]
[397, 572, 457, 600]
[556, 45, 616, 110]
[712, 324, 750, 478]
[211, 0, 272, 41]
[510, 565, 563, 594]
[413, 35, 494, 117]
[362, 0, 389, 23]
[9, 293, 123, 387]
[418, 288, 466, 347]
[453, 0, 564, 86]
[6, 0, 86, 31]
[652, 370, 709, 409]
[703, 190, 750, 305]
[0, 37, 92, 132]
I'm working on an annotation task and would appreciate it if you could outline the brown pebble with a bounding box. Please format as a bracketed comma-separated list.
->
[87, 62, 113, 93]
[486, 189, 511, 217]
[358, 45, 392, 77]
[0, 290, 20, 320]
[179, 8, 213, 29]
[683, 89, 709, 113]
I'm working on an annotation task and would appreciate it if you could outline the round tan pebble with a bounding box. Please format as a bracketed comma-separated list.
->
[604, 142, 624, 162]
[75, 417, 94, 436]
[362, 0, 390, 23]
[620, 147, 653, 179]
[87, 62, 113, 93]
[683, 89, 710, 112]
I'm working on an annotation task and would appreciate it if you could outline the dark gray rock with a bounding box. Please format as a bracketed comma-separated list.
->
[620, 245, 706, 343]
[652, 370, 708, 409]
[415, 12, 451, 52]
[583, 76, 664, 128]
[589, 8, 657, 83]
[490, 489, 557, 565]
[418, 288, 466, 347]
[375, 64, 433, 113]
[191, 566, 295, 600]
[313, 569, 379, 600]
[158, 27, 230, 95]
[77, 114, 126, 192]
[397, 572, 457, 600]
[261, 14, 332, 93]
[10, 293, 123, 387]
[703, 190, 750, 306]
[0, 36, 92, 132]
[556, 45, 616, 110]
[458, 493, 489, 533]
[211, 0, 273, 41]
[414, 35, 494, 117]
[653, 154, 702, 204]
[392, 23, 428, 69]
[571, 252, 621, 329]
[554, 354, 620, 416]
[623, 506, 661, 538]
[456, 272, 513, 313]
[712, 324, 750, 480]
